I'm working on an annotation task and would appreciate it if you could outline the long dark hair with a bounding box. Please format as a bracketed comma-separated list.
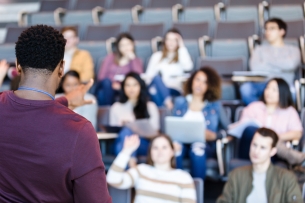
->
[119, 72, 150, 119]
[56, 70, 80, 94]
[146, 134, 176, 168]
[114, 32, 135, 65]
[184, 67, 221, 102]
[261, 78, 294, 108]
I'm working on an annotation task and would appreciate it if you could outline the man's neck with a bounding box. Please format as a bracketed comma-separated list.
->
[253, 159, 270, 173]
[270, 39, 285, 47]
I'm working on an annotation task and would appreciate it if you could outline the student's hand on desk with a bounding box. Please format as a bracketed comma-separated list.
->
[205, 129, 217, 141]
[122, 134, 140, 156]
[65, 79, 94, 109]
[112, 82, 121, 90]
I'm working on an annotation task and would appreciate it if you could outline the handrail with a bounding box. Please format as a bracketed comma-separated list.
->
[172, 3, 183, 23]
[258, 1, 269, 31]
[299, 35, 305, 64]
[151, 36, 163, 53]
[92, 6, 104, 25]
[198, 35, 211, 57]
[131, 5, 143, 24]
[106, 37, 116, 54]
[214, 2, 225, 22]
[54, 7, 66, 25]
[248, 34, 259, 56]
[18, 11, 28, 27]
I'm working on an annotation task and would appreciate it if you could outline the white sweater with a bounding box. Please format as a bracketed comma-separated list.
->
[109, 100, 160, 131]
[107, 152, 197, 203]
[145, 47, 193, 91]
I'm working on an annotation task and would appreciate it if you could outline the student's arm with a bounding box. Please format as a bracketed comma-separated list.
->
[0, 60, 9, 87]
[250, 46, 274, 72]
[147, 102, 160, 131]
[145, 52, 161, 79]
[130, 57, 144, 74]
[278, 108, 303, 141]
[109, 103, 122, 127]
[107, 135, 140, 189]
[284, 171, 303, 203]
[78, 51, 94, 83]
[180, 174, 196, 203]
[216, 171, 236, 203]
[72, 122, 112, 203]
[178, 47, 193, 72]
[266, 47, 301, 72]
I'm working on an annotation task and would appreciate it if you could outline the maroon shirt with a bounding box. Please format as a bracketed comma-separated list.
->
[0, 91, 112, 203]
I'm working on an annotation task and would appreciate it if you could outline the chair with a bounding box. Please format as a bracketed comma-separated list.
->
[72, 0, 106, 10]
[147, 0, 182, 8]
[111, 0, 143, 9]
[4, 27, 27, 43]
[98, 9, 133, 31]
[97, 106, 111, 130]
[129, 23, 164, 40]
[23, 12, 57, 26]
[193, 178, 204, 203]
[173, 22, 211, 39]
[180, 7, 216, 25]
[285, 20, 305, 39]
[83, 24, 121, 41]
[134, 41, 153, 71]
[39, 0, 68, 12]
[108, 185, 132, 203]
[188, 0, 222, 7]
[0, 43, 15, 62]
[228, 0, 266, 6]
[268, 0, 305, 21]
[234, 106, 244, 122]
[214, 21, 257, 39]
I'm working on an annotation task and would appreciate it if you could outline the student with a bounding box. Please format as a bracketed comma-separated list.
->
[56, 70, 98, 129]
[240, 18, 301, 105]
[146, 28, 193, 108]
[172, 67, 229, 180]
[217, 128, 303, 203]
[107, 134, 196, 203]
[110, 72, 159, 167]
[61, 26, 94, 83]
[96, 33, 143, 105]
[0, 25, 111, 202]
[231, 78, 305, 166]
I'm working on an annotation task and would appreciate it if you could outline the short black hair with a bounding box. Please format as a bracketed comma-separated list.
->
[184, 67, 221, 102]
[265, 18, 287, 38]
[15, 25, 66, 74]
[256, 128, 279, 148]
[57, 70, 80, 93]
[119, 72, 150, 119]
[261, 78, 294, 108]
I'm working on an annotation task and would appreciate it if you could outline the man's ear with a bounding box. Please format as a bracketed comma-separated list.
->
[58, 60, 65, 78]
[15, 59, 22, 74]
[270, 147, 277, 157]
[280, 29, 286, 38]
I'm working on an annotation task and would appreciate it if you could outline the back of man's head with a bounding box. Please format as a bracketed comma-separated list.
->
[265, 18, 287, 38]
[15, 25, 66, 75]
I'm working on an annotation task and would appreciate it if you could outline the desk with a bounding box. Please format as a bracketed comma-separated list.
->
[231, 76, 267, 82]
[97, 132, 118, 155]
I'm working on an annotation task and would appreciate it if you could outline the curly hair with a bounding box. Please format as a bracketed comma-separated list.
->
[15, 25, 66, 74]
[184, 67, 221, 102]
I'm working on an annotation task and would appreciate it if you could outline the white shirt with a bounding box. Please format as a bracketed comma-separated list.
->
[246, 171, 268, 203]
[183, 109, 205, 122]
[145, 47, 193, 91]
[63, 48, 76, 73]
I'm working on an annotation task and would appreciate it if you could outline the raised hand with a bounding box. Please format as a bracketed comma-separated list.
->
[0, 60, 9, 87]
[65, 79, 94, 109]
[176, 33, 185, 48]
[122, 134, 140, 155]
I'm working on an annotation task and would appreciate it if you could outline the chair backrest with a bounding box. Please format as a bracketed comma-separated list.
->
[26, 12, 57, 26]
[148, 0, 182, 8]
[39, 0, 68, 12]
[215, 21, 257, 39]
[234, 106, 244, 122]
[4, 27, 28, 44]
[84, 24, 121, 41]
[188, 0, 221, 7]
[285, 20, 305, 38]
[97, 106, 111, 130]
[228, 0, 264, 6]
[72, 0, 106, 10]
[108, 185, 132, 203]
[173, 22, 211, 39]
[269, 4, 304, 21]
[0, 43, 15, 62]
[197, 57, 246, 76]
[271, 0, 304, 4]
[111, 0, 143, 9]
[158, 107, 170, 133]
[129, 23, 164, 40]
[193, 178, 204, 203]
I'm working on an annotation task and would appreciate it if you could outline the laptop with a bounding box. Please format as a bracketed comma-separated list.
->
[165, 116, 206, 143]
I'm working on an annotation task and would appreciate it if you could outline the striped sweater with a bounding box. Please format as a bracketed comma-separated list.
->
[107, 152, 197, 203]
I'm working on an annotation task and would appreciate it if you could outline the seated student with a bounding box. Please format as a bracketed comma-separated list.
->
[110, 72, 159, 167]
[96, 33, 143, 106]
[56, 70, 98, 129]
[231, 78, 305, 166]
[217, 128, 303, 203]
[240, 18, 301, 105]
[61, 26, 94, 83]
[107, 134, 196, 203]
[172, 67, 229, 180]
[146, 28, 193, 108]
